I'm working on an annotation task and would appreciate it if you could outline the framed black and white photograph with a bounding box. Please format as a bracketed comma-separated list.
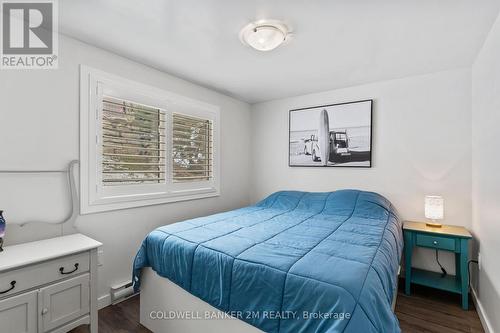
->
[289, 99, 372, 167]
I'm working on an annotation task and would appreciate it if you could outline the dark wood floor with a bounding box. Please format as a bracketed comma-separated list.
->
[70, 283, 484, 333]
[396, 284, 484, 333]
[70, 296, 150, 333]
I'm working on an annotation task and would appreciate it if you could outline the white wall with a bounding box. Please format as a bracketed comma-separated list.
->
[250, 68, 472, 274]
[471, 11, 500, 333]
[0, 35, 252, 306]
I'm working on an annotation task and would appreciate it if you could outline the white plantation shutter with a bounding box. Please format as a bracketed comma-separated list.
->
[80, 67, 219, 213]
[101, 96, 166, 185]
[172, 113, 213, 182]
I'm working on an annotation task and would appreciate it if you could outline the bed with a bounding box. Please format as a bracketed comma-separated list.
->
[133, 190, 403, 332]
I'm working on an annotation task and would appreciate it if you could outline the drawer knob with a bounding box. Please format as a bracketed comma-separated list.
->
[433, 240, 438, 245]
[41, 308, 48, 315]
[0, 280, 16, 294]
[59, 263, 79, 275]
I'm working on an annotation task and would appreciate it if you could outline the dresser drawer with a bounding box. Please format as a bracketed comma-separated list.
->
[0, 252, 89, 298]
[415, 233, 456, 251]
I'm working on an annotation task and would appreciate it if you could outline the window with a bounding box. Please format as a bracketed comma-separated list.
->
[102, 97, 166, 185]
[172, 113, 213, 183]
[80, 66, 220, 214]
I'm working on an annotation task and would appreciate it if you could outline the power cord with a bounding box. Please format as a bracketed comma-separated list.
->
[435, 249, 447, 277]
[435, 251, 478, 290]
[468, 260, 479, 290]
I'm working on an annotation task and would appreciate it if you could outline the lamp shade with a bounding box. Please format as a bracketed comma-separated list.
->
[425, 196, 444, 220]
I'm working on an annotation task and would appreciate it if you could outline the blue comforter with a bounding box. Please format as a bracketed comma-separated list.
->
[133, 190, 403, 332]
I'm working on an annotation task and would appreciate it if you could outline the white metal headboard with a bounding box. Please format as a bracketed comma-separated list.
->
[0, 160, 79, 226]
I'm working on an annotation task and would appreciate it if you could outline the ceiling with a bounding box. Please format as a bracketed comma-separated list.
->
[60, 0, 500, 103]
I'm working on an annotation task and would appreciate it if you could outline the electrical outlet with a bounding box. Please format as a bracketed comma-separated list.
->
[98, 248, 104, 267]
[478, 252, 481, 270]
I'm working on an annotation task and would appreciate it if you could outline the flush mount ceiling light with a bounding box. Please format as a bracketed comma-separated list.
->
[239, 20, 290, 52]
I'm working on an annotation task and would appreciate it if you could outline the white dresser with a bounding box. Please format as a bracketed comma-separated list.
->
[0, 234, 102, 333]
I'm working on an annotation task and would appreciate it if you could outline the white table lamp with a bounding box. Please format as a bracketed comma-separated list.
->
[425, 195, 444, 227]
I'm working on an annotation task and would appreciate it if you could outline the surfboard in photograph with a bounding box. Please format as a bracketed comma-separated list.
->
[318, 109, 330, 166]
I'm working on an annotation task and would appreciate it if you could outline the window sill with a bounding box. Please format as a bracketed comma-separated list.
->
[80, 190, 220, 215]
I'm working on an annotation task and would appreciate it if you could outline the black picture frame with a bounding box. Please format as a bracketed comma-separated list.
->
[288, 99, 373, 168]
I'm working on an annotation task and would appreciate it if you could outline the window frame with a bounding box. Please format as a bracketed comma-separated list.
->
[80, 65, 220, 214]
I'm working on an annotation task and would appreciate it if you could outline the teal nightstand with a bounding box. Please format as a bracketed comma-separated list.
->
[403, 221, 472, 310]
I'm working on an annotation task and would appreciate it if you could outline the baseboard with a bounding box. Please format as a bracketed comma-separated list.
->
[471, 287, 495, 333]
[98, 293, 111, 310]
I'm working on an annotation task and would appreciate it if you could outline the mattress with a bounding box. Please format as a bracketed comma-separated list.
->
[133, 190, 403, 332]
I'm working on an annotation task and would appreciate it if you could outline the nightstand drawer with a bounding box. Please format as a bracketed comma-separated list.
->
[415, 234, 455, 251]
